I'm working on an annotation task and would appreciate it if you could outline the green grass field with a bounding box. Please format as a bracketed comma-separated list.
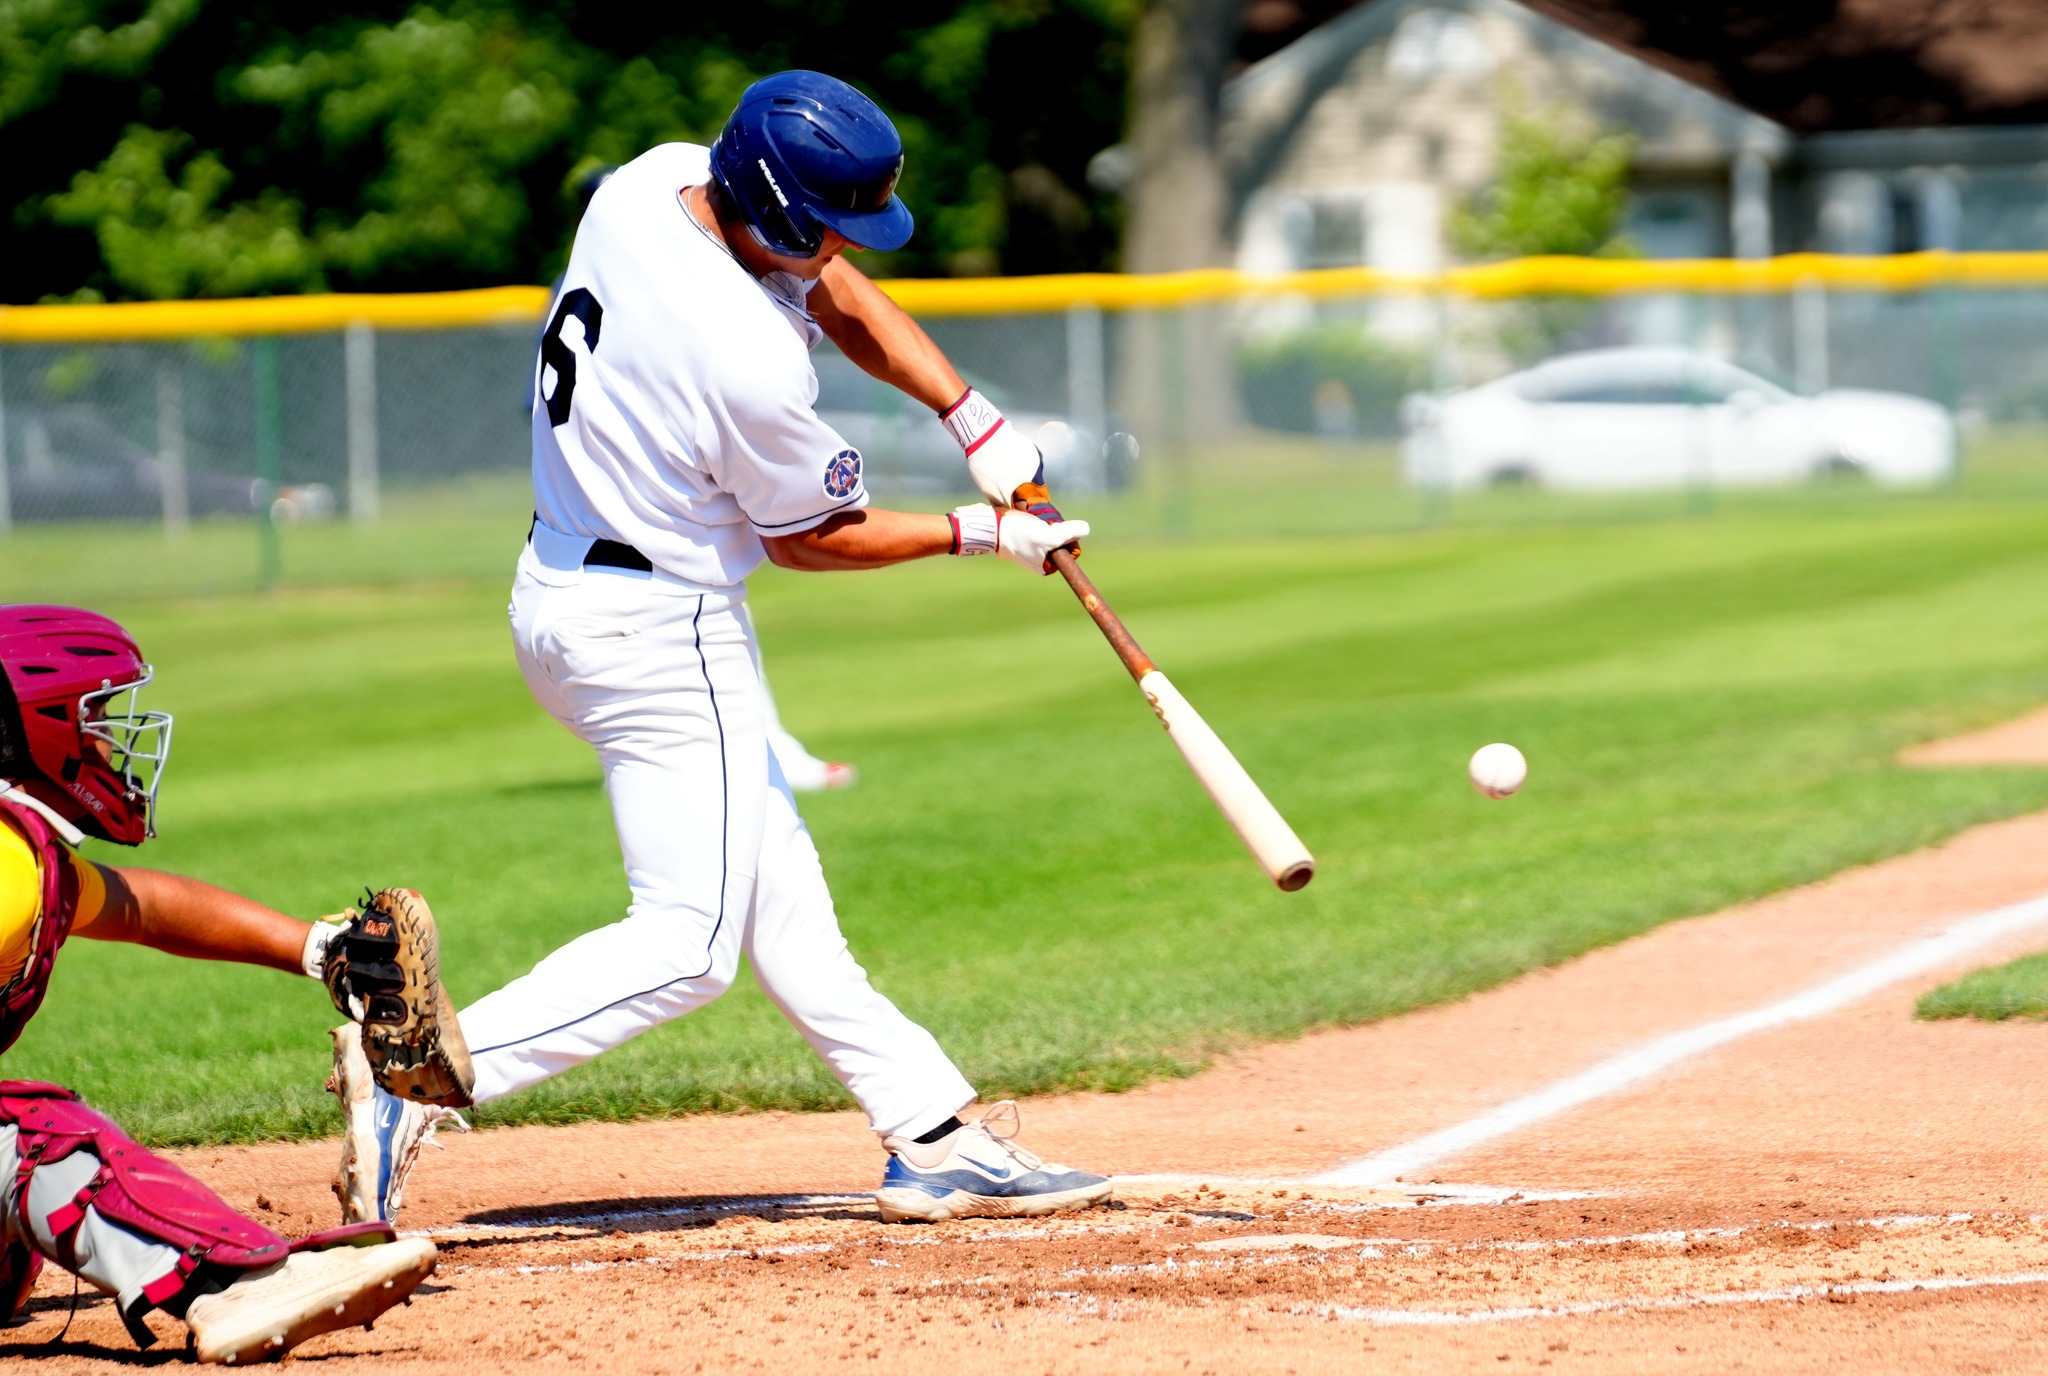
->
[1919, 952, 2048, 1021]
[9, 455, 2048, 1145]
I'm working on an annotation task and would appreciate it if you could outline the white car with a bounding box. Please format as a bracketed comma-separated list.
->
[1401, 348, 1954, 491]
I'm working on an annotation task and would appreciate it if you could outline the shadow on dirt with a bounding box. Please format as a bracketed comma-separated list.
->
[455, 1191, 875, 1243]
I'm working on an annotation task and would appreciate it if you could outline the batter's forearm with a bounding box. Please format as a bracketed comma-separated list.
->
[763, 508, 954, 571]
[78, 862, 310, 975]
[811, 259, 966, 413]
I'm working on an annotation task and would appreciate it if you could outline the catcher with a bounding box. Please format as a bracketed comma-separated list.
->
[0, 602, 448, 1363]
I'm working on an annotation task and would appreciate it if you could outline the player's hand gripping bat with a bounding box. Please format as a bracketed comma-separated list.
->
[1014, 484, 1315, 892]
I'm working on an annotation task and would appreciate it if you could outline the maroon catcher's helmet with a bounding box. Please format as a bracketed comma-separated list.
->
[0, 605, 172, 845]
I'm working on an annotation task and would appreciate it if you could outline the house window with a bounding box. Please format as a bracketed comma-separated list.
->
[1959, 169, 2048, 250]
[1386, 9, 1493, 81]
[1305, 200, 1367, 267]
[1626, 190, 1719, 259]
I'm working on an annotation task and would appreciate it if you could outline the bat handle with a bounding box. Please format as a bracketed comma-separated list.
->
[1049, 547, 1154, 682]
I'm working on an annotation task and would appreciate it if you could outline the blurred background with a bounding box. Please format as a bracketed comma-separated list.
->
[18, 2, 2048, 1140]
[8, 0, 2048, 580]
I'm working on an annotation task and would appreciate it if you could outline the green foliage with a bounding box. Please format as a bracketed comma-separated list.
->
[3, 1, 1136, 300]
[1237, 323, 1427, 438]
[9, 486, 2048, 1142]
[1917, 949, 2048, 1021]
[237, 6, 590, 282]
[0, 0, 201, 123]
[1445, 103, 1640, 362]
[46, 124, 323, 298]
[1450, 101, 1637, 261]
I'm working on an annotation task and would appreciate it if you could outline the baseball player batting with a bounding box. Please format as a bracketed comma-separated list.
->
[549, 168, 855, 794]
[329, 70, 1111, 1226]
[0, 603, 446, 1362]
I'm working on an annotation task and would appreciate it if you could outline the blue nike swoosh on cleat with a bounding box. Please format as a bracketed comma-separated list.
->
[880, 1156, 1107, 1200]
[372, 1092, 402, 1216]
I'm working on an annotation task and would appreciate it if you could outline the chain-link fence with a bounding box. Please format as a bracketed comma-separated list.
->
[5, 261, 2048, 596]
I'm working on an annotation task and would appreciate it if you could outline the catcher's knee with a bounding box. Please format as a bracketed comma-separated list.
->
[1, 1082, 289, 1341]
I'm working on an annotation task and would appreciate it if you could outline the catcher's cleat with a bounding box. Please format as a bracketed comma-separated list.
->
[328, 1027, 467, 1225]
[325, 887, 474, 1107]
[874, 1101, 1113, 1224]
[184, 1235, 437, 1364]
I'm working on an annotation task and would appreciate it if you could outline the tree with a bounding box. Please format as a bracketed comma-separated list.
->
[1449, 102, 1637, 261]
[0, 0, 1136, 301]
[1120, 0, 1236, 273]
[1448, 101, 1637, 361]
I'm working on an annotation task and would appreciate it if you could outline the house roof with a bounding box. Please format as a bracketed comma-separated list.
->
[1223, 0, 1786, 209]
[1240, 0, 2048, 132]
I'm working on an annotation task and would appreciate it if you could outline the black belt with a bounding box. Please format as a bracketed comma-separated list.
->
[584, 538, 652, 572]
[528, 513, 653, 572]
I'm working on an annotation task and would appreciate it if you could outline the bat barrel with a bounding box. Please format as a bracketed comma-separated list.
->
[1046, 544, 1314, 893]
[1138, 669, 1316, 892]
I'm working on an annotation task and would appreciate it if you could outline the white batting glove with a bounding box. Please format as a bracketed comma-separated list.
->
[941, 388, 1044, 508]
[950, 504, 1090, 575]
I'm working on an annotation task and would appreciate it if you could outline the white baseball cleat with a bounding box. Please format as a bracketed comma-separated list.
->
[185, 1236, 437, 1365]
[874, 1101, 1113, 1223]
[328, 1025, 467, 1225]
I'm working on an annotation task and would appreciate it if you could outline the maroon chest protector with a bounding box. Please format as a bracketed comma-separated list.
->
[0, 797, 79, 1058]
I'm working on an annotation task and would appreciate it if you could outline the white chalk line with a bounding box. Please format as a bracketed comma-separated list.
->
[1313, 891, 2048, 1188]
[1191, 1211, 1995, 1258]
[1308, 1270, 2048, 1326]
[1112, 1174, 1600, 1205]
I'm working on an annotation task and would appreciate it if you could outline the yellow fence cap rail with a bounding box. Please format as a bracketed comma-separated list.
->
[11, 252, 2048, 339]
[0, 285, 552, 343]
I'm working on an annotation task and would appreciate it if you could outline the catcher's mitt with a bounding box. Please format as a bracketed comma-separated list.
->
[323, 888, 475, 1107]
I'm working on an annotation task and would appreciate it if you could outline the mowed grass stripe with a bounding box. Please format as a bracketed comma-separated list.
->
[10, 499, 2048, 1144]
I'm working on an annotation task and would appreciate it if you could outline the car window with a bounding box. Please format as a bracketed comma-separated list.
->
[1542, 378, 1698, 405]
[1519, 355, 1774, 406]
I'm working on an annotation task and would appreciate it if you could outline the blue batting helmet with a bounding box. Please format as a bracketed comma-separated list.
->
[709, 71, 914, 258]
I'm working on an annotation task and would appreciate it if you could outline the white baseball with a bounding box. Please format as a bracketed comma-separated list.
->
[1468, 742, 1527, 799]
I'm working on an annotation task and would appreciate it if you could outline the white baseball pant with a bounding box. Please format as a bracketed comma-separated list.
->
[457, 543, 976, 1140]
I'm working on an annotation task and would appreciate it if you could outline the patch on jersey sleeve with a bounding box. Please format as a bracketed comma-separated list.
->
[822, 449, 863, 499]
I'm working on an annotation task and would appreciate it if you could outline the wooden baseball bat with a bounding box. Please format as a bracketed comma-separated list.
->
[1047, 545, 1315, 892]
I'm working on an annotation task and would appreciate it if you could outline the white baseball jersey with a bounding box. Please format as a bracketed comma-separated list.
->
[530, 142, 867, 587]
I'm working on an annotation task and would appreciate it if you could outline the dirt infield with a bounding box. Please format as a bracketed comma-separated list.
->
[1902, 702, 2048, 766]
[13, 723, 2048, 1370]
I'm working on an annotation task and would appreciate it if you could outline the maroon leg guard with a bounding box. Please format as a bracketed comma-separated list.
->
[2, 1082, 289, 1344]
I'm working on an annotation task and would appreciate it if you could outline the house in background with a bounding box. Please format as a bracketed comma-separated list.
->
[1221, 0, 2048, 286]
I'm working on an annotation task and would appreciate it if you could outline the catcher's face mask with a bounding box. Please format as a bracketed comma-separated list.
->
[79, 672, 174, 833]
[0, 604, 173, 845]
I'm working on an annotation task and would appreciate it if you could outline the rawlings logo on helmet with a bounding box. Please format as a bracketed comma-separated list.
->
[0, 605, 172, 846]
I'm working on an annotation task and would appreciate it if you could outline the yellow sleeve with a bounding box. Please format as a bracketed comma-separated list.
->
[0, 817, 43, 989]
[70, 851, 108, 932]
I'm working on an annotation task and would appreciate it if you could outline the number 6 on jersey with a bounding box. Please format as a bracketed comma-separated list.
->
[540, 288, 603, 426]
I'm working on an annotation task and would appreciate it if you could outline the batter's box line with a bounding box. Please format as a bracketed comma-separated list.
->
[1304, 1270, 2048, 1326]
[1112, 1174, 1605, 1206]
